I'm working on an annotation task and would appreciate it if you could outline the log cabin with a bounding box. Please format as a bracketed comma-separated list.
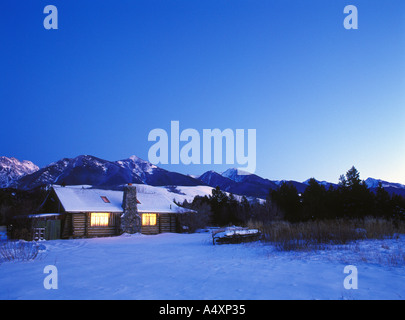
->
[28, 184, 194, 239]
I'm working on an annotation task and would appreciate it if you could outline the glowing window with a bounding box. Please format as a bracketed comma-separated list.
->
[91, 213, 109, 226]
[142, 214, 157, 226]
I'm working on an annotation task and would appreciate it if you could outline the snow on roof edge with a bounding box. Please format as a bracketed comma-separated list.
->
[51, 185, 195, 214]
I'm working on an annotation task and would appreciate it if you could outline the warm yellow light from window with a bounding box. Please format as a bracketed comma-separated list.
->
[142, 213, 157, 226]
[91, 213, 109, 226]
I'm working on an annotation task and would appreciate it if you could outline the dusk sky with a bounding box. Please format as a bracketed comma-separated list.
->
[1, 0, 405, 184]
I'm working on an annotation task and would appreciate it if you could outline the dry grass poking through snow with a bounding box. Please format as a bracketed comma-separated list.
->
[248, 218, 405, 267]
[339, 240, 405, 267]
[248, 218, 405, 251]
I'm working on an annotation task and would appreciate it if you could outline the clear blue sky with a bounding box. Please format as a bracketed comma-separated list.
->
[1, 0, 405, 183]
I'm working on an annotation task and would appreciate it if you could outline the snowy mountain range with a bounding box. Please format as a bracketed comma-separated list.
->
[1, 155, 405, 198]
[364, 177, 405, 197]
[3, 155, 201, 191]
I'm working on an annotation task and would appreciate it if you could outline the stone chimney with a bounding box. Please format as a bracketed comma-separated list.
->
[121, 184, 141, 234]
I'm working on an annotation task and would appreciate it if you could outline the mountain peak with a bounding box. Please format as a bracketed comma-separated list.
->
[116, 155, 158, 177]
[128, 155, 142, 162]
[0, 156, 39, 188]
[0, 156, 38, 169]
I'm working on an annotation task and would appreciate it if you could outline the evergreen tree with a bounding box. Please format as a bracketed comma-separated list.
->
[270, 182, 301, 222]
[375, 182, 391, 218]
[338, 166, 373, 218]
[302, 178, 327, 220]
[345, 166, 361, 187]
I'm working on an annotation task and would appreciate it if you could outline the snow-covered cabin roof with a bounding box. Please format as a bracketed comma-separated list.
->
[52, 185, 193, 214]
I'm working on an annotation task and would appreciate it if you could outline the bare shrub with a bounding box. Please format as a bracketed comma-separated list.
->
[0, 240, 41, 262]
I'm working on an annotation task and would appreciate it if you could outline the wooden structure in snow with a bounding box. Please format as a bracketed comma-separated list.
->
[212, 227, 262, 245]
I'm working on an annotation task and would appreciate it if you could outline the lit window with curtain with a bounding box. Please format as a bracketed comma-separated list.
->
[142, 213, 157, 226]
[91, 213, 110, 226]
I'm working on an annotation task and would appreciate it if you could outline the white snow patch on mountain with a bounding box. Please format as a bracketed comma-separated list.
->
[365, 177, 405, 190]
[124, 184, 264, 205]
[221, 168, 252, 182]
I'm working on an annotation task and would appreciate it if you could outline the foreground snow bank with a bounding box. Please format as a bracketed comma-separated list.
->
[0, 233, 404, 300]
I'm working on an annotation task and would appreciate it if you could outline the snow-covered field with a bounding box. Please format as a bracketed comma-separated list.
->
[0, 232, 404, 300]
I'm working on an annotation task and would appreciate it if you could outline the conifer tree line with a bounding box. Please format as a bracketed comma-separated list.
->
[179, 166, 405, 229]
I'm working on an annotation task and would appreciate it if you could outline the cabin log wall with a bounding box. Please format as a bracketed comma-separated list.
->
[71, 212, 120, 238]
[62, 213, 72, 239]
[159, 214, 177, 233]
[69, 212, 178, 237]
[141, 214, 160, 235]
[141, 213, 177, 235]
[72, 213, 86, 237]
